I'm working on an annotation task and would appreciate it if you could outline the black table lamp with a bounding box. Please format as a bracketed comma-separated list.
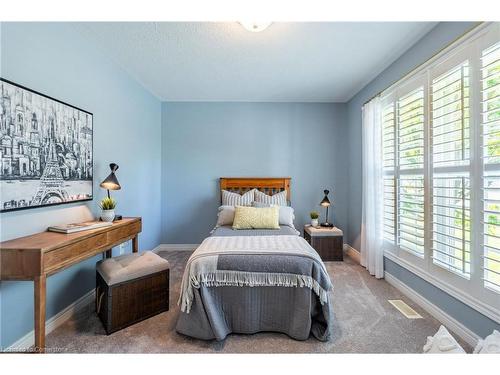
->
[100, 163, 122, 220]
[100, 163, 121, 198]
[320, 189, 334, 228]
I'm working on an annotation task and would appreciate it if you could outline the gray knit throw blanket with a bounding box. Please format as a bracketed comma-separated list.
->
[178, 235, 333, 313]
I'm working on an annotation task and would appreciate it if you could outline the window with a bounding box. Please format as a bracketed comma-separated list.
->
[481, 41, 500, 293]
[431, 61, 471, 278]
[382, 82, 427, 258]
[382, 103, 396, 243]
[377, 23, 500, 322]
[397, 88, 425, 257]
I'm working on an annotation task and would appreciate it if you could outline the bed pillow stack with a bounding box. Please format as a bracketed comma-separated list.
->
[218, 189, 295, 229]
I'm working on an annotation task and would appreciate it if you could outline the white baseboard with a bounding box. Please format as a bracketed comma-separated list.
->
[152, 244, 198, 253]
[5, 289, 95, 352]
[384, 272, 480, 348]
[343, 244, 361, 264]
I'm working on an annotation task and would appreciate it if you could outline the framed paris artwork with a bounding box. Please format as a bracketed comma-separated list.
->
[0, 78, 93, 213]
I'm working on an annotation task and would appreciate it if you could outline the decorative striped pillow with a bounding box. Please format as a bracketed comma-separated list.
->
[221, 189, 255, 206]
[254, 189, 287, 206]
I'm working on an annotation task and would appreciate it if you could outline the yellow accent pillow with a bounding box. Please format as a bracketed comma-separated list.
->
[232, 206, 280, 230]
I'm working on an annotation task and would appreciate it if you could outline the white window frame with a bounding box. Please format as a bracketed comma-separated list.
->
[381, 22, 500, 324]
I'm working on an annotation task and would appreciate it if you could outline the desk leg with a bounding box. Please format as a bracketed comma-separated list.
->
[34, 275, 46, 353]
[132, 235, 138, 253]
[105, 249, 112, 258]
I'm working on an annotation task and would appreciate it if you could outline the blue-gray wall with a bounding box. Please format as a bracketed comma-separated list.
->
[161, 102, 349, 243]
[0, 22, 162, 348]
[346, 22, 500, 337]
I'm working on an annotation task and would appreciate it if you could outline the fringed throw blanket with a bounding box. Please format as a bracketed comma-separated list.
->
[179, 235, 333, 314]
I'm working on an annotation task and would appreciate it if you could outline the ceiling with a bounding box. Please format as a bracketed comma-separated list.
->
[75, 22, 437, 102]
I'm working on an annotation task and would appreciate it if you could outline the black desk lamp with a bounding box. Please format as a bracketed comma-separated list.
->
[100, 163, 122, 220]
[320, 189, 334, 228]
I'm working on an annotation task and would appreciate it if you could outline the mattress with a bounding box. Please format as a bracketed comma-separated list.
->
[176, 231, 333, 342]
[176, 284, 332, 341]
[211, 225, 300, 237]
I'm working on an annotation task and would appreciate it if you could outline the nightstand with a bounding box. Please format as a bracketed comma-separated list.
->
[304, 225, 344, 261]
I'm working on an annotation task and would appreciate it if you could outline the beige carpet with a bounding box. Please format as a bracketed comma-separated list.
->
[44, 251, 471, 353]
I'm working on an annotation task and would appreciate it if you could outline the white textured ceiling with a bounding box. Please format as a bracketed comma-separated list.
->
[75, 22, 437, 102]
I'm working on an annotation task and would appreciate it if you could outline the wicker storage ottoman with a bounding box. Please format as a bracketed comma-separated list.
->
[96, 251, 170, 334]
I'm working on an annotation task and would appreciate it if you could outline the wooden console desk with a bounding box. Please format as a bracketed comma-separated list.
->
[0, 217, 142, 353]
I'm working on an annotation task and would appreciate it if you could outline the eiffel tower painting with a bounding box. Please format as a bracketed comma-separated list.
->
[0, 78, 93, 212]
[31, 139, 69, 206]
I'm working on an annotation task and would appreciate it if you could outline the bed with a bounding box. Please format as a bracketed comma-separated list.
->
[175, 177, 333, 341]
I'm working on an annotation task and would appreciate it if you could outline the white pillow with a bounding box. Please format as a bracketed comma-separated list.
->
[474, 330, 500, 354]
[216, 205, 295, 228]
[216, 205, 235, 226]
[254, 189, 287, 206]
[278, 206, 295, 228]
[221, 189, 255, 206]
[423, 325, 466, 353]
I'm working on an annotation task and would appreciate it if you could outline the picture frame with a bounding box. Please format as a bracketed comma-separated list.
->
[0, 78, 93, 213]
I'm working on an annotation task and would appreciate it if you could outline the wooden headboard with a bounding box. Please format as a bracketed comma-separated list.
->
[220, 177, 291, 203]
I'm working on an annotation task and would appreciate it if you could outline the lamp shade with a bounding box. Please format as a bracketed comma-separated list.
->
[320, 189, 331, 207]
[100, 163, 121, 191]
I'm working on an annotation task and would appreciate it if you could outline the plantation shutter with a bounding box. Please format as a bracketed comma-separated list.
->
[380, 24, 500, 317]
[382, 102, 396, 243]
[430, 61, 471, 278]
[481, 41, 500, 292]
[397, 87, 425, 256]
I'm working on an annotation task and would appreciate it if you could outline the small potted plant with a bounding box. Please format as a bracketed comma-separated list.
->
[99, 197, 117, 222]
[310, 211, 319, 227]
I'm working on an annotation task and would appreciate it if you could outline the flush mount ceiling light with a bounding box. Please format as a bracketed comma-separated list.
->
[239, 22, 272, 33]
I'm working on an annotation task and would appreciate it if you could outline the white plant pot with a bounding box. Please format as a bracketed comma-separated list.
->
[100, 209, 115, 222]
[311, 219, 319, 227]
